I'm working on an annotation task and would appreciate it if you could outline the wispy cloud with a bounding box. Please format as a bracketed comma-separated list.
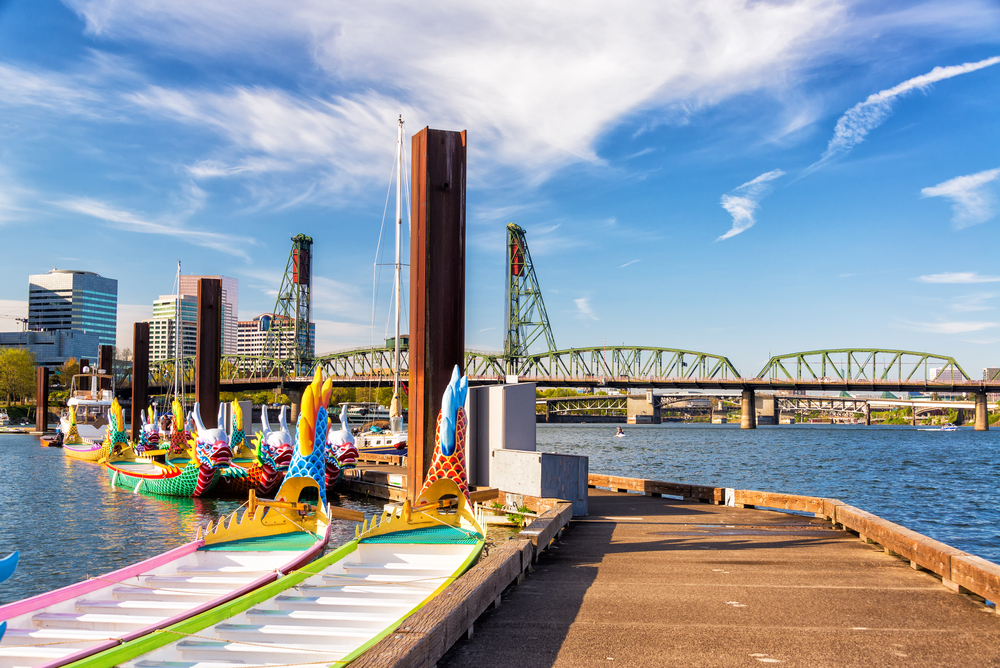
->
[574, 297, 599, 321]
[717, 169, 785, 241]
[950, 293, 995, 312]
[53, 197, 254, 259]
[618, 259, 641, 269]
[905, 320, 998, 334]
[921, 167, 1000, 229]
[806, 56, 1000, 174]
[115, 303, 152, 348]
[917, 272, 1000, 283]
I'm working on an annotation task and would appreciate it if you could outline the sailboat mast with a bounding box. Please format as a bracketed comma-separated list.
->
[174, 260, 183, 411]
[392, 116, 403, 410]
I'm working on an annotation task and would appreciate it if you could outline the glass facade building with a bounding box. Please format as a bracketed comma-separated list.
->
[27, 270, 118, 355]
[147, 294, 198, 361]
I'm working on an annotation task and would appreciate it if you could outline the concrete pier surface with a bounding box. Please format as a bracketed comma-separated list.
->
[439, 490, 999, 667]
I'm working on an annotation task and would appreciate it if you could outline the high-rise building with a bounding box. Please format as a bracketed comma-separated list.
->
[0, 330, 102, 370]
[238, 314, 315, 359]
[27, 269, 117, 357]
[147, 294, 198, 361]
[178, 275, 238, 354]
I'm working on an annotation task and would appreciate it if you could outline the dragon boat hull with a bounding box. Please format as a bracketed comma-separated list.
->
[66, 479, 485, 668]
[105, 460, 222, 498]
[0, 499, 331, 668]
[60, 442, 107, 462]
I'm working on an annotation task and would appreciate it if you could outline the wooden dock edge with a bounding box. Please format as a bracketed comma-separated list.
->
[588, 473, 1000, 607]
[351, 501, 573, 668]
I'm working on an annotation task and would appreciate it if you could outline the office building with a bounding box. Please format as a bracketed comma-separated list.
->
[178, 275, 238, 354]
[26, 269, 117, 361]
[147, 294, 198, 361]
[237, 314, 315, 359]
[0, 330, 102, 370]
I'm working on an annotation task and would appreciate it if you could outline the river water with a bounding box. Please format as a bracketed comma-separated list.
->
[537, 423, 1000, 565]
[1, 424, 997, 605]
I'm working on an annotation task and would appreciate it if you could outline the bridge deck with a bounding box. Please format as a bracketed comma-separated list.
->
[439, 490, 999, 667]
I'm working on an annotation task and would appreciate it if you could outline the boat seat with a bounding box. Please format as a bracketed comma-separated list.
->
[175, 638, 351, 660]
[297, 583, 434, 596]
[76, 599, 192, 612]
[32, 612, 166, 628]
[1, 627, 118, 641]
[111, 586, 225, 601]
[247, 608, 398, 624]
[215, 623, 374, 639]
[0, 645, 77, 659]
[144, 575, 254, 586]
[320, 571, 447, 583]
[271, 594, 412, 611]
[341, 562, 454, 576]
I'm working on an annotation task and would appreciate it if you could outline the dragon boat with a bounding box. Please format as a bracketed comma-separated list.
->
[61, 400, 130, 463]
[68, 366, 485, 668]
[0, 468, 333, 668]
[104, 400, 238, 497]
[214, 405, 292, 499]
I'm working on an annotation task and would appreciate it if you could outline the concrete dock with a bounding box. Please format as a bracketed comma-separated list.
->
[438, 490, 1000, 667]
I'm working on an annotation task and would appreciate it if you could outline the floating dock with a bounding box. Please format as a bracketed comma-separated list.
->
[336, 472, 1000, 666]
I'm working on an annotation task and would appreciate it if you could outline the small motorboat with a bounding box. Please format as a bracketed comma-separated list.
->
[940, 423, 958, 432]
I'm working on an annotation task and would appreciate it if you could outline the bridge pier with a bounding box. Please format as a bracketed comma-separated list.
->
[286, 388, 303, 423]
[975, 392, 989, 431]
[864, 404, 871, 426]
[740, 389, 756, 430]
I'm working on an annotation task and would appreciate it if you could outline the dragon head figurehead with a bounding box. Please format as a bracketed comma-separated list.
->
[190, 402, 233, 471]
[417, 365, 470, 500]
[258, 405, 293, 473]
[283, 369, 333, 507]
[103, 398, 130, 456]
[325, 403, 357, 478]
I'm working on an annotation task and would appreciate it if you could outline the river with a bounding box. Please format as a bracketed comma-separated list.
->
[1, 423, 997, 605]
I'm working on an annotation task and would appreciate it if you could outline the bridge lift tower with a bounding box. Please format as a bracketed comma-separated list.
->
[264, 234, 314, 374]
[504, 223, 557, 375]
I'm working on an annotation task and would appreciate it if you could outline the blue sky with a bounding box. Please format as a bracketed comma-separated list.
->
[1, 0, 999, 378]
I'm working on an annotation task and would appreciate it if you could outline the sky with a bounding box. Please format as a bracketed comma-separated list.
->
[0, 0, 999, 378]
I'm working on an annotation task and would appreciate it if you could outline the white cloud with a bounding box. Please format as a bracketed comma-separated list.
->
[917, 272, 1000, 283]
[717, 169, 785, 241]
[67, 0, 850, 184]
[921, 167, 1000, 229]
[54, 197, 254, 259]
[312, 318, 375, 354]
[807, 56, 1000, 173]
[115, 303, 153, 348]
[906, 320, 997, 334]
[574, 297, 598, 321]
[619, 260, 641, 269]
[950, 293, 994, 312]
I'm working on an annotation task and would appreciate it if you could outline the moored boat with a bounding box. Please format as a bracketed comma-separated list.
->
[61, 399, 129, 463]
[69, 366, 485, 668]
[104, 401, 238, 497]
[0, 476, 332, 668]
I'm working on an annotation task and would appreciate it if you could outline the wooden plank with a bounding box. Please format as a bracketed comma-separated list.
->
[951, 554, 1000, 603]
[339, 479, 407, 502]
[587, 473, 722, 503]
[517, 502, 572, 558]
[327, 506, 366, 522]
[468, 488, 500, 504]
[734, 490, 825, 514]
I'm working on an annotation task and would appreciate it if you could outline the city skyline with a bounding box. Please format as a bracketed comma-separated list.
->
[0, 2, 998, 377]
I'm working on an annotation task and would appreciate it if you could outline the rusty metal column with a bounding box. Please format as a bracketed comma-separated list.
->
[740, 389, 756, 429]
[975, 391, 989, 431]
[196, 278, 222, 429]
[131, 322, 150, 443]
[407, 126, 467, 502]
[35, 366, 49, 433]
[864, 403, 871, 426]
[99, 345, 113, 390]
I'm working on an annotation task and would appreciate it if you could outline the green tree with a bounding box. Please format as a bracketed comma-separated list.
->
[0, 348, 37, 404]
[53, 357, 79, 389]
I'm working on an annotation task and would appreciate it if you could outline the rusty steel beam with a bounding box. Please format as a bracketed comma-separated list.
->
[99, 345, 113, 390]
[407, 126, 467, 502]
[196, 278, 222, 429]
[131, 322, 150, 443]
[35, 366, 49, 433]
